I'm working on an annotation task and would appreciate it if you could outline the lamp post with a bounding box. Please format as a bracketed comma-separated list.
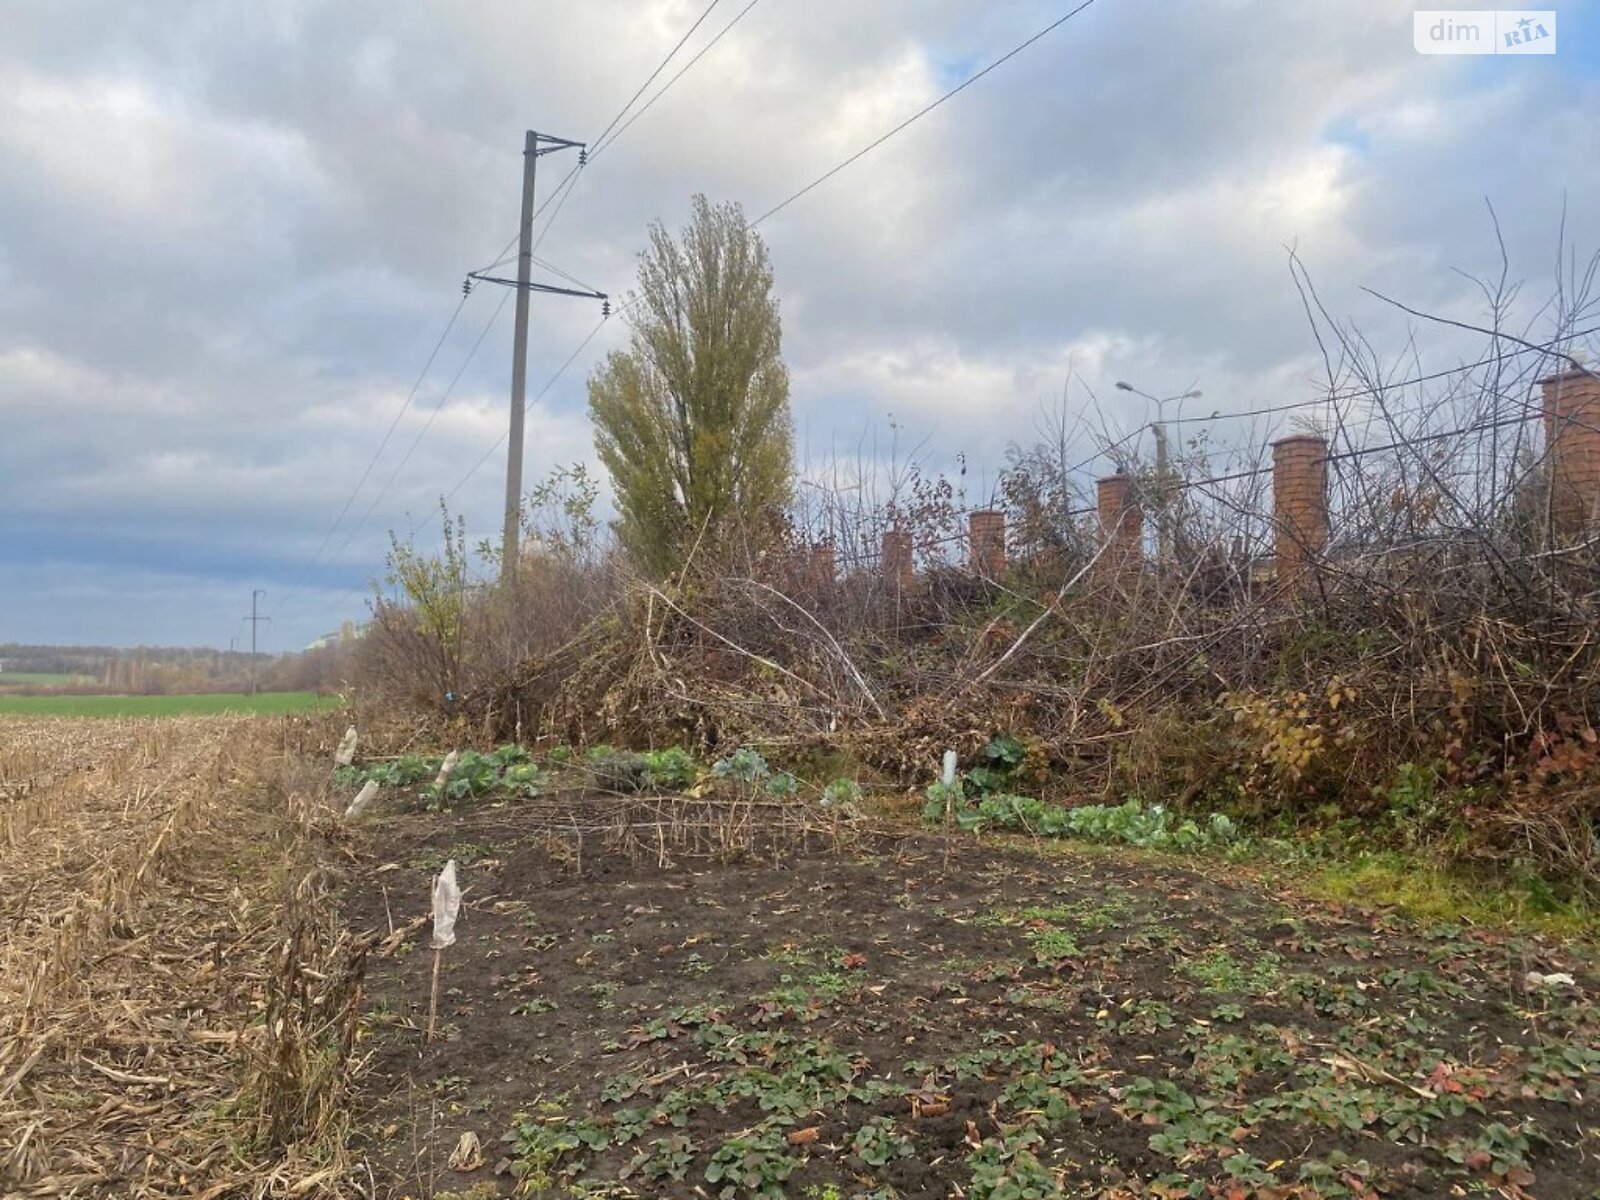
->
[1114, 381, 1202, 561]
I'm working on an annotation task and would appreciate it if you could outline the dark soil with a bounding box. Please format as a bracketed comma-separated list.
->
[340, 795, 1600, 1200]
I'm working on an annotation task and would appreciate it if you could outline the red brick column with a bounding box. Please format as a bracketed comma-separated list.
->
[1096, 474, 1141, 580]
[881, 528, 913, 590]
[1541, 368, 1600, 538]
[1272, 435, 1329, 585]
[969, 509, 1006, 577]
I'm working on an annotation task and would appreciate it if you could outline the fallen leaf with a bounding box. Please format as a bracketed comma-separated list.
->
[447, 1131, 483, 1172]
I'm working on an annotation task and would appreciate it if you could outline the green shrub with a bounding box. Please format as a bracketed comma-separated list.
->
[642, 746, 699, 790]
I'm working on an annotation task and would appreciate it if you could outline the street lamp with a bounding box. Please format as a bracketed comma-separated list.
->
[1114, 381, 1203, 561]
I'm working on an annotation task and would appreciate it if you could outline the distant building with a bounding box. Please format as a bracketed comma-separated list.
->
[304, 620, 367, 652]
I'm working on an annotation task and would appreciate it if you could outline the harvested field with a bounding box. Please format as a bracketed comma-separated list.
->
[0, 715, 363, 1199]
[7, 719, 1599, 1199]
[344, 793, 1600, 1200]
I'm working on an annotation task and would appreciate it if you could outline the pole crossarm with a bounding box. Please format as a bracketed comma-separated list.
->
[528, 132, 585, 155]
[466, 271, 607, 301]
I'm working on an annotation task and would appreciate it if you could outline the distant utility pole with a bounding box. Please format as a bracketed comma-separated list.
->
[244, 589, 269, 695]
[1152, 422, 1171, 560]
[1115, 381, 1202, 563]
[468, 130, 608, 583]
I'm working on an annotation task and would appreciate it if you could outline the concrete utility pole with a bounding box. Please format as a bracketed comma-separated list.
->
[1152, 421, 1171, 561]
[467, 130, 607, 585]
[1115, 381, 1202, 563]
[244, 589, 269, 695]
[503, 130, 539, 579]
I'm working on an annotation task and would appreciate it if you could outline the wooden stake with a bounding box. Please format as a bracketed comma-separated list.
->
[427, 946, 443, 1043]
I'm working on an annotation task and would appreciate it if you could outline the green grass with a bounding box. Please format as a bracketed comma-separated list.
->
[1302, 850, 1598, 939]
[0, 671, 93, 688]
[0, 691, 342, 717]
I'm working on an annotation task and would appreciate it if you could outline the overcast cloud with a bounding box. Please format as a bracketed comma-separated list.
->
[2, 0, 1597, 649]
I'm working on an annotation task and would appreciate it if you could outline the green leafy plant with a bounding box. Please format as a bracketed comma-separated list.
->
[765, 771, 799, 800]
[503, 1116, 584, 1196]
[925, 793, 1245, 856]
[643, 746, 699, 789]
[713, 747, 771, 784]
[704, 1127, 799, 1199]
[850, 1116, 913, 1167]
[820, 778, 862, 809]
[922, 780, 963, 824]
[966, 734, 1028, 796]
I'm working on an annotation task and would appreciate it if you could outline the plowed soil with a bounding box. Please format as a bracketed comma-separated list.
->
[342, 796, 1600, 1200]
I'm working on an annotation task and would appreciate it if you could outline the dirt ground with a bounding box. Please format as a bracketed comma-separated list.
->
[341, 793, 1600, 1200]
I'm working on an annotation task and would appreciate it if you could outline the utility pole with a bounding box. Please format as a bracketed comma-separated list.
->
[1115, 381, 1202, 565]
[468, 130, 607, 584]
[1152, 420, 1171, 562]
[504, 129, 538, 579]
[244, 589, 269, 695]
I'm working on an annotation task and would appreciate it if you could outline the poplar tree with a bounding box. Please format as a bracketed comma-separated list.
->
[588, 195, 792, 574]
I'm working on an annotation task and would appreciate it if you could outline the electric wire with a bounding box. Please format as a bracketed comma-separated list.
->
[323, 289, 515, 567]
[591, 0, 727, 151]
[752, 0, 1103, 227]
[445, 314, 611, 502]
[589, 0, 767, 162]
[268, 290, 472, 619]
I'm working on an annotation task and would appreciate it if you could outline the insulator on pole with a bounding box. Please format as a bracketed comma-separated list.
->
[462, 278, 473, 297]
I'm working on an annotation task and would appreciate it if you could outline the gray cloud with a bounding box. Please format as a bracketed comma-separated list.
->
[1, 0, 1596, 648]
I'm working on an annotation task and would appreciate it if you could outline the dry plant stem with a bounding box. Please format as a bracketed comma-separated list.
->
[735, 577, 887, 718]
[426, 947, 443, 1044]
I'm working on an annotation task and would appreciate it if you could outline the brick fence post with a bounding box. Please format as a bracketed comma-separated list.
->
[881, 528, 914, 590]
[1096, 474, 1141, 581]
[1540, 368, 1600, 539]
[1272, 435, 1329, 585]
[969, 509, 1006, 577]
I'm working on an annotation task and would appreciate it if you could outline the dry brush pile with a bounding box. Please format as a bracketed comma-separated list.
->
[370, 416, 1600, 892]
[353, 259, 1600, 889]
[0, 715, 369, 1199]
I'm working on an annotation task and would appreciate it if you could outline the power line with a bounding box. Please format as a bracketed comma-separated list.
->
[446, 313, 611, 502]
[592, 0, 727, 151]
[1321, 412, 1541, 464]
[287, 2, 754, 623]
[477, 169, 585, 274]
[516, 0, 755, 267]
[1178, 323, 1600, 428]
[753, 0, 1103, 227]
[321, 290, 515, 570]
[528, 162, 588, 259]
[590, 0, 767, 162]
[269, 290, 473, 619]
[531, 252, 604, 296]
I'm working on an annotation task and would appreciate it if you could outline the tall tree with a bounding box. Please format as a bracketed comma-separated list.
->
[589, 195, 792, 575]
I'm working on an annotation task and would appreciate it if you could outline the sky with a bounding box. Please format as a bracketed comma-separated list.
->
[1, 0, 1597, 650]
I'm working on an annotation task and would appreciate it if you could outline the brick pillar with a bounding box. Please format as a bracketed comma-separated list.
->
[1272, 435, 1329, 584]
[968, 509, 1006, 577]
[1541, 368, 1600, 538]
[808, 543, 835, 590]
[1096, 474, 1141, 579]
[881, 528, 914, 590]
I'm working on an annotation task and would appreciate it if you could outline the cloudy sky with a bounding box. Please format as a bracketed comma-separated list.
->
[2, 0, 1597, 650]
